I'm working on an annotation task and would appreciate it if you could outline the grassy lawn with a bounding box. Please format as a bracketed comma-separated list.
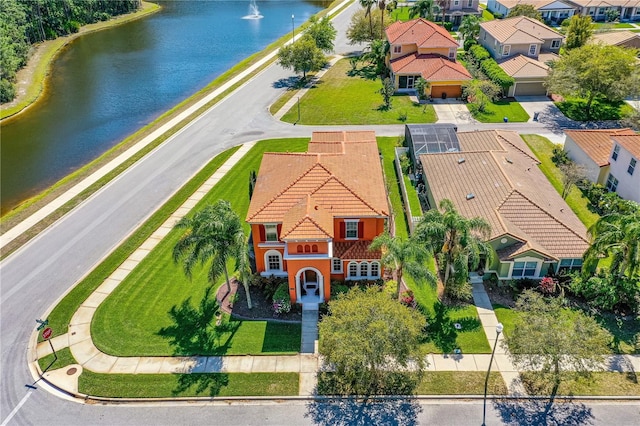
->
[92, 139, 309, 356]
[593, 22, 635, 29]
[79, 371, 298, 397]
[38, 347, 76, 372]
[555, 97, 635, 121]
[468, 98, 530, 123]
[378, 137, 410, 239]
[417, 372, 506, 395]
[479, 5, 495, 21]
[520, 371, 640, 396]
[403, 175, 423, 217]
[280, 59, 437, 125]
[521, 134, 601, 229]
[391, 7, 412, 22]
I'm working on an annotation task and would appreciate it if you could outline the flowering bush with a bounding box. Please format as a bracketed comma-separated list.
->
[272, 283, 291, 315]
[538, 276, 557, 295]
[400, 290, 415, 307]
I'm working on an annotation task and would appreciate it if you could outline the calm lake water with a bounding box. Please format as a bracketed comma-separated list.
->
[1, 0, 330, 214]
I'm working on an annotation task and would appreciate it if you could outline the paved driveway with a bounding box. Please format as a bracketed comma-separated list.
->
[431, 99, 476, 125]
[515, 95, 568, 126]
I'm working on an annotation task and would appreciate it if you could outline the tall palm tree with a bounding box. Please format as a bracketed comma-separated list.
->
[173, 200, 246, 294]
[369, 232, 437, 299]
[457, 14, 480, 43]
[378, 0, 387, 39]
[435, 0, 450, 25]
[584, 209, 640, 279]
[415, 199, 493, 288]
[360, 0, 376, 40]
[234, 240, 253, 309]
[409, 0, 435, 20]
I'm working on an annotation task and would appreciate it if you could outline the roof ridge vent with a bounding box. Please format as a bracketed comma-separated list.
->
[466, 193, 475, 200]
[458, 158, 465, 164]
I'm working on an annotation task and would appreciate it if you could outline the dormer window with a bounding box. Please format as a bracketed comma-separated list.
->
[393, 45, 401, 54]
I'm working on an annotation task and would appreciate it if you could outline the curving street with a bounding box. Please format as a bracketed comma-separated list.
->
[1, 2, 637, 424]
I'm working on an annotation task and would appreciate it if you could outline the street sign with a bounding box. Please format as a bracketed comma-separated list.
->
[36, 318, 49, 331]
[42, 327, 52, 340]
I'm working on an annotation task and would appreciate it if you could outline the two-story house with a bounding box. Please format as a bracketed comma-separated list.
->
[479, 16, 563, 96]
[572, 0, 640, 22]
[441, 0, 483, 26]
[385, 18, 472, 99]
[563, 129, 640, 203]
[246, 131, 391, 305]
[488, 0, 640, 22]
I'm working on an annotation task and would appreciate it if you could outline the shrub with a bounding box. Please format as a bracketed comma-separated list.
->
[399, 152, 412, 174]
[551, 144, 570, 165]
[480, 59, 514, 92]
[0, 79, 16, 103]
[444, 280, 472, 302]
[272, 282, 292, 314]
[398, 110, 408, 122]
[463, 38, 478, 51]
[331, 283, 350, 298]
[400, 290, 415, 307]
[468, 45, 491, 64]
[569, 272, 639, 314]
[252, 275, 287, 301]
[538, 276, 558, 295]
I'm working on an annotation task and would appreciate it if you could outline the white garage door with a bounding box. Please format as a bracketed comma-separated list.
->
[514, 82, 547, 96]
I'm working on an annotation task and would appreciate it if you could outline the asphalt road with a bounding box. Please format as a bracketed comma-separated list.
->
[0, 2, 636, 425]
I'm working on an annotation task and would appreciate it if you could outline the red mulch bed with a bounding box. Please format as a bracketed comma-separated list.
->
[216, 278, 302, 322]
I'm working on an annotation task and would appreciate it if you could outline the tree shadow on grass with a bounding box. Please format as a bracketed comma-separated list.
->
[172, 373, 230, 397]
[157, 287, 239, 356]
[346, 64, 380, 81]
[493, 397, 595, 426]
[422, 301, 482, 353]
[260, 321, 301, 353]
[305, 397, 422, 426]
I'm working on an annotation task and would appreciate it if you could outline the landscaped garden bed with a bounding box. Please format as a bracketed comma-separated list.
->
[555, 97, 635, 122]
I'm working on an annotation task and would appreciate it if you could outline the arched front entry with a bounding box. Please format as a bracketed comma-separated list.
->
[296, 267, 324, 304]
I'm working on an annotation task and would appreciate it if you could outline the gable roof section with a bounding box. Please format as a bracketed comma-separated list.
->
[498, 54, 550, 78]
[591, 30, 640, 47]
[334, 240, 382, 260]
[247, 131, 389, 234]
[612, 134, 640, 160]
[386, 18, 459, 49]
[419, 130, 589, 260]
[571, 0, 640, 7]
[390, 53, 472, 81]
[480, 16, 562, 44]
[564, 128, 636, 167]
[496, 0, 578, 9]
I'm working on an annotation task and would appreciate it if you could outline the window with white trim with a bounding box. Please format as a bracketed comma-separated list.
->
[348, 262, 358, 278]
[467, 0, 473, 6]
[629, 158, 637, 175]
[393, 45, 401, 54]
[528, 44, 537, 56]
[265, 250, 282, 272]
[558, 258, 582, 272]
[551, 39, 561, 49]
[606, 173, 619, 192]
[449, 48, 456, 59]
[359, 262, 369, 277]
[502, 45, 510, 56]
[512, 261, 537, 278]
[370, 262, 380, 278]
[454, 0, 459, 5]
[612, 144, 620, 161]
[332, 258, 343, 273]
[345, 221, 358, 239]
[265, 224, 278, 242]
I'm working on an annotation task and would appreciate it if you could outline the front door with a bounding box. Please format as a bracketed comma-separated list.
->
[297, 268, 323, 303]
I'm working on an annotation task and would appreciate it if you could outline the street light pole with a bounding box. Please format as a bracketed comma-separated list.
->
[291, 14, 295, 43]
[482, 322, 503, 426]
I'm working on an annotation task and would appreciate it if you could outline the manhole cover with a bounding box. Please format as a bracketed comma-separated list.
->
[66, 367, 77, 375]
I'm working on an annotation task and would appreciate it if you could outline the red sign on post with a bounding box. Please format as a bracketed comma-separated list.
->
[42, 327, 53, 340]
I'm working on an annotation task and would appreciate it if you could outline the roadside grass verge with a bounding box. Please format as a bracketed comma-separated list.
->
[378, 137, 410, 239]
[480, 4, 495, 21]
[520, 371, 640, 396]
[37, 347, 76, 372]
[41, 146, 239, 342]
[468, 98, 530, 123]
[91, 139, 308, 356]
[403, 175, 423, 217]
[555, 97, 635, 121]
[521, 134, 600, 229]
[0, 0, 343, 258]
[79, 371, 299, 397]
[280, 59, 437, 125]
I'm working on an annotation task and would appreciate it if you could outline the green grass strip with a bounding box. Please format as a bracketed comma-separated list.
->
[37, 347, 76, 372]
[468, 99, 530, 123]
[79, 371, 299, 398]
[42, 146, 239, 342]
[416, 371, 506, 395]
[378, 137, 410, 239]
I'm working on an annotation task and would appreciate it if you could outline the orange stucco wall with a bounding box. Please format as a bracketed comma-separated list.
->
[285, 258, 332, 304]
[286, 241, 329, 255]
[332, 218, 385, 242]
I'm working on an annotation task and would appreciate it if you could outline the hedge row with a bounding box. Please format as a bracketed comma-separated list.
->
[467, 45, 514, 91]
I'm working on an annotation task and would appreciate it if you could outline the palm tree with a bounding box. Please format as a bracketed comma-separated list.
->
[458, 14, 480, 43]
[378, 0, 387, 39]
[360, 0, 376, 40]
[584, 209, 640, 279]
[234, 239, 253, 309]
[415, 199, 493, 290]
[369, 232, 437, 299]
[409, 0, 435, 20]
[173, 200, 246, 295]
[435, 0, 450, 25]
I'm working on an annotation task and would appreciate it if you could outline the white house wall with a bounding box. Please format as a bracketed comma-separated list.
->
[608, 144, 640, 203]
[563, 136, 605, 184]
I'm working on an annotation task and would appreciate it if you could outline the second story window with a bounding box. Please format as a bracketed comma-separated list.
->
[551, 39, 561, 49]
[467, 0, 473, 6]
[393, 45, 401, 54]
[449, 48, 456, 59]
[528, 44, 537, 56]
[502, 45, 510, 56]
[606, 173, 619, 192]
[265, 224, 278, 242]
[628, 158, 637, 175]
[346, 221, 358, 239]
[612, 144, 620, 161]
[454, 0, 459, 5]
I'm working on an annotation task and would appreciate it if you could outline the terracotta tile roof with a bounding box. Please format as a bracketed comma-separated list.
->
[571, 0, 640, 7]
[612, 135, 640, 160]
[480, 16, 563, 44]
[333, 240, 382, 260]
[419, 130, 589, 260]
[496, 0, 561, 9]
[498, 54, 550, 78]
[386, 18, 459, 49]
[564, 128, 636, 167]
[590, 30, 640, 47]
[496, 241, 551, 261]
[246, 131, 390, 239]
[390, 53, 472, 81]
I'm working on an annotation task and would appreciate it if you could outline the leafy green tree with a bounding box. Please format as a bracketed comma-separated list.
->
[558, 162, 587, 199]
[584, 208, 640, 280]
[277, 37, 327, 79]
[415, 199, 493, 300]
[546, 44, 640, 119]
[564, 15, 593, 49]
[347, 8, 388, 44]
[360, 0, 376, 39]
[318, 287, 427, 396]
[506, 4, 543, 22]
[369, 232, 437, 299]
[305, 16, 337, 53]
[409, 0, 435, 20]
[414, 77, 430, 100]
[362, 38, 389, 76]
[458, 14, 480, 43]
[462, 79, 500, 113]
[604, 8, 620, 22]
[506, 290, 610, 396]
[435, 0, 450, 26]
[173, 200, 246, 294]
[379, 76, 395, 109]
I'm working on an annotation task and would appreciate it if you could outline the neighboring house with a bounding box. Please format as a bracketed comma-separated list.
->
[487, 0, 578, 23]
[564, 129, 640, 203]
[487, 0, 640, 22]
[416, 128, 589, 279]
[590, 30, 640, 49]
[441, 0, 483, 26]
[479, 16, 563, 96]
[246, 131, 390, 305]
[385, 19, 472, 99]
